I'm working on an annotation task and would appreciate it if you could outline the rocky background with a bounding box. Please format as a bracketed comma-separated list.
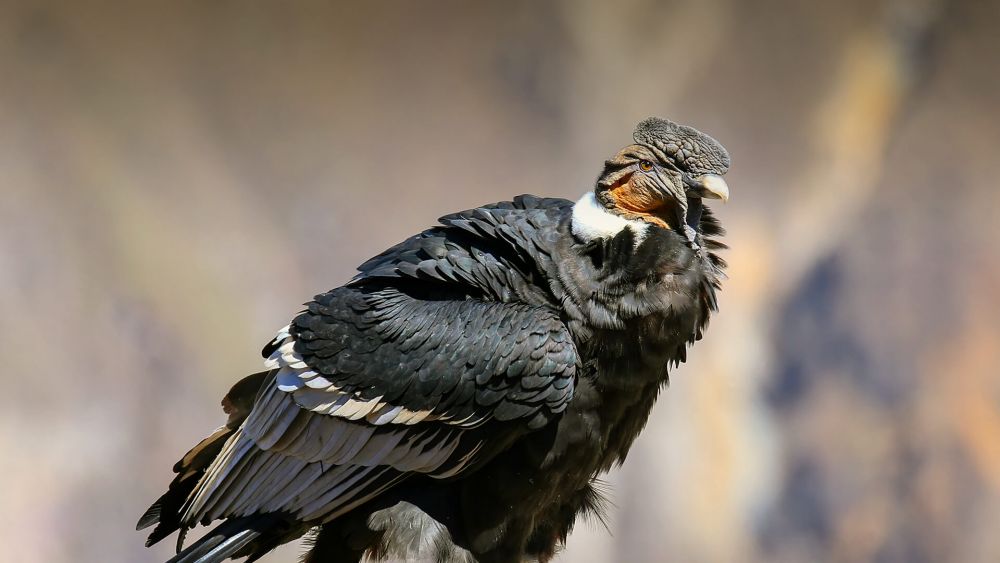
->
[1, 1, 998, 561]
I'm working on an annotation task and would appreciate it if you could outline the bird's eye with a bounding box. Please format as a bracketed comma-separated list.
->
[638, 160, 654, 172]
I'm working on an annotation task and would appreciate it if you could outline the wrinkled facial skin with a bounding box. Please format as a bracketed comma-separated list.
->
[632, 116, 730, 177]
[596, 145, 685, 229]
[595, 117, 731, 244]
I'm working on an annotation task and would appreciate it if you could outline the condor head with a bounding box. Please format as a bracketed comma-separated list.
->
[575, 117, 730, 249]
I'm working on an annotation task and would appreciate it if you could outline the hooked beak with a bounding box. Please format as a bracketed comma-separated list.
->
[686, 174, 729, 202]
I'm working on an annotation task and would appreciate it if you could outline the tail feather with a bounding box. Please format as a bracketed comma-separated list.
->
[166, 517, 271, 563]
[139, 426, 236, 546]
[137, 500, 163, 531]
[139, 371, 271, 548]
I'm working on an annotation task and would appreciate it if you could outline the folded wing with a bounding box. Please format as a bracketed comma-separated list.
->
[177, 284, 577, 529]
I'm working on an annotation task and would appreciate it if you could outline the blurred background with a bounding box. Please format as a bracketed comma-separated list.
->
[1, 0, 998, 561]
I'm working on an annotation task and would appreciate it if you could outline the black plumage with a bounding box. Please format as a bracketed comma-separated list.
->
[139, 117, 731, 562]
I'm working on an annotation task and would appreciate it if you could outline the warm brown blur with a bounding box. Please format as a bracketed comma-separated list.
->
[2, 1, 998, 562]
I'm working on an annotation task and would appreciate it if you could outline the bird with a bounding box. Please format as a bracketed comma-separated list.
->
[137, 116, 731, 563]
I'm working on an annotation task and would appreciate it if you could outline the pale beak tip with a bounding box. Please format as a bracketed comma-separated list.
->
[699, 174, 729, 202]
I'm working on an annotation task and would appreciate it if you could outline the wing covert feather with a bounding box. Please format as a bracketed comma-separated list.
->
[285, 285, 577, 427]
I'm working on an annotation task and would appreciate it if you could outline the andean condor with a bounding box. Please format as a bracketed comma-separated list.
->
[138, 117, 731, 562]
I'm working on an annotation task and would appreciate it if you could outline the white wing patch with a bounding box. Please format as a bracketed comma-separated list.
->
[181, 384, 469, 524]
[571, 191, 648, 245]
[241, 386, 462, 471]
[264, 327, 485, 427]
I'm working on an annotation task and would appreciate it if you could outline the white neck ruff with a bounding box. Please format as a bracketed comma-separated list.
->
[570, 192, 648, 244]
